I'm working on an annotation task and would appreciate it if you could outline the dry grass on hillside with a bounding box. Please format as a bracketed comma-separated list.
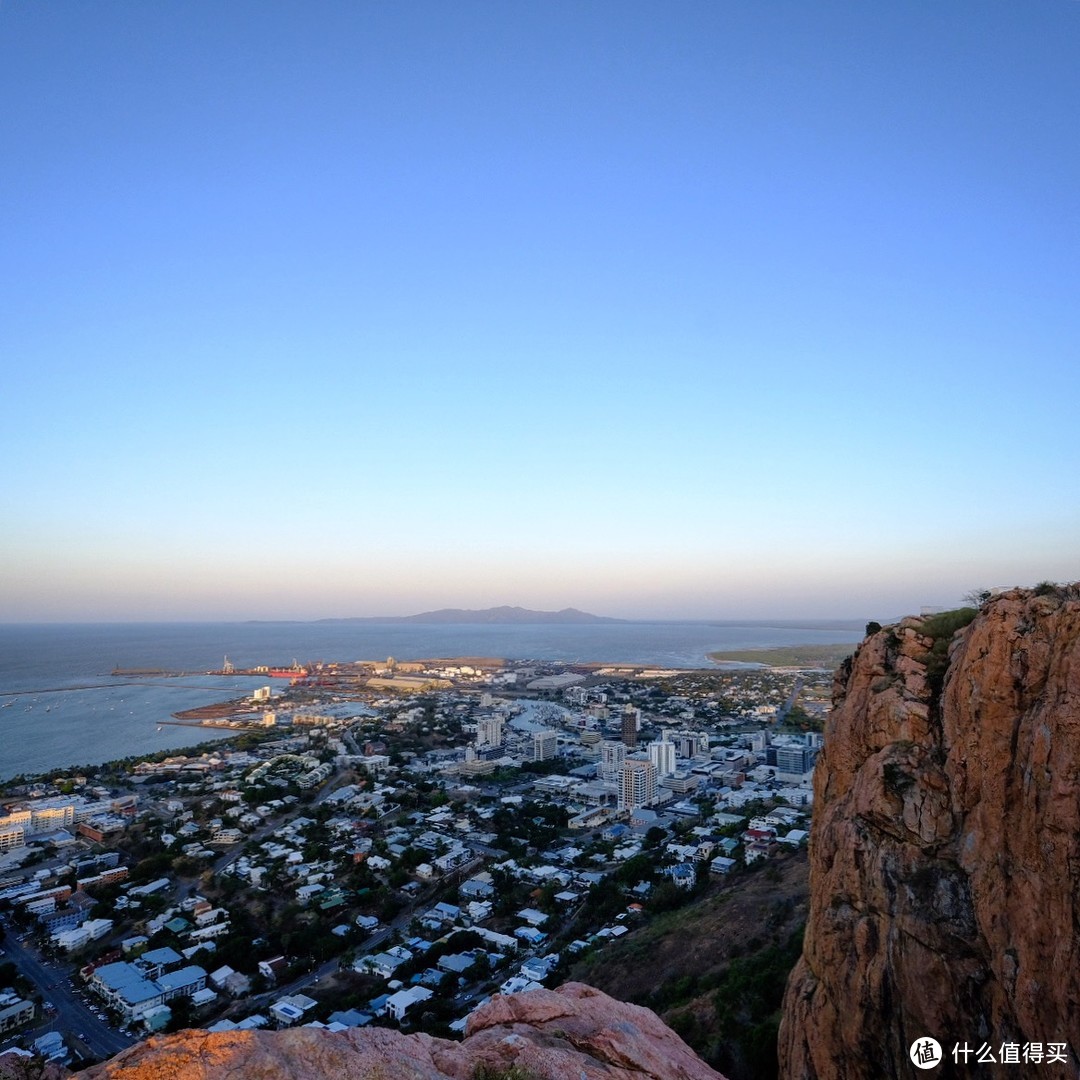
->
[571, 850, 809, 1080]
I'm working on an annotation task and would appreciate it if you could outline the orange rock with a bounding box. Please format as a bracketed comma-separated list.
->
[79, 983, 727, 1080]
[780, 585, 1080, 1078]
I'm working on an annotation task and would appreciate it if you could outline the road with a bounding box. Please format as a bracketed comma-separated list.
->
[1, 930, 136, 1061]
[775, 676, 805, 723]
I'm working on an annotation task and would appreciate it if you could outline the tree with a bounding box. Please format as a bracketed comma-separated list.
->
[129, 852, 175, 883]
[165, 995, 194, 1032]
[639, 825, 665, 851]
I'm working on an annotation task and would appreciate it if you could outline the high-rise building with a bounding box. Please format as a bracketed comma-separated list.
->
[532, 730, 558, 762]
[476, 714, 505, 748]
[621, 709, 639, 750]
[776, 745, 814, 776]
[676, 734, 699, 759]
[599, 740, 626, 781]
[619, 761, 657, 811]
[647, 737, 676, 778]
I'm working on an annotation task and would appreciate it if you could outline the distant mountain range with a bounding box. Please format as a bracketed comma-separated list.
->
[316, 606, 625, 625]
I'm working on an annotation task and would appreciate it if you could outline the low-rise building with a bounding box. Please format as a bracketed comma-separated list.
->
[269, 993, 317, 1027]
[0, 995, 35, 1034]
[362, 945, 412, 979]
[383, 986, 433, 1021]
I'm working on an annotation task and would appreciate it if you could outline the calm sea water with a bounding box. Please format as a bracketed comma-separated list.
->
[0, 620, 861, 780]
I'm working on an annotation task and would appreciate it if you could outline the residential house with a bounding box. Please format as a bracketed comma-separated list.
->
[666, 863, 697, 889]
[258, 956, 289, 981]
[436, 953, 475, 976]
[362, 946, 412, 979]
[270, 994, 317, 1026]
[383, 986, 433, 1021]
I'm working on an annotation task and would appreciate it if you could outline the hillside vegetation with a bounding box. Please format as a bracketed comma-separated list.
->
[708, 644, 856, 669]
[570, 849, 809, 1080]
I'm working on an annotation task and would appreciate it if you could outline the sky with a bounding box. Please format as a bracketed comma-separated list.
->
[2, 1, 1078, 622]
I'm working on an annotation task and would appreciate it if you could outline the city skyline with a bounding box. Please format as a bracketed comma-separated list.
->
[3, 2, 1078, 623]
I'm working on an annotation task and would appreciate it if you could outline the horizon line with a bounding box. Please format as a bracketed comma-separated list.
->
[0, 614, 880, 627]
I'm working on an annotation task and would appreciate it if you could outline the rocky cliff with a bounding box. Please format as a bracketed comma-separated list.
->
[779, 584, 1080, 1078]
[75, 983, 727, 1080]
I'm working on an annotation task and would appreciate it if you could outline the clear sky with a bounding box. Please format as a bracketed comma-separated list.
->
[2, 1, 1078, 622]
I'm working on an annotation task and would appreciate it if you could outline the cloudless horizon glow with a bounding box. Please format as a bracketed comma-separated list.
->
[3, 2, 1078, 623]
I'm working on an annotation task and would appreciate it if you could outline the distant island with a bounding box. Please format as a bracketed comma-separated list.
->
[316, 605, 626, 625]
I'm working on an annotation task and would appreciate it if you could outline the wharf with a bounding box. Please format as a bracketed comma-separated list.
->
[158, 717, 262, 731]
[171, 697, 257, 722]
[112, 668, 194, 677]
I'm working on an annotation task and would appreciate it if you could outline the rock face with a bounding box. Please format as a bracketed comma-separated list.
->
[80, 983, 727, 1080]
[779, 585, 1080, 1078]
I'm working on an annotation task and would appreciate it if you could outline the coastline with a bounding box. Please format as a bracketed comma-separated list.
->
[707, 643, 857, 669]
[0, 621, 865, 780]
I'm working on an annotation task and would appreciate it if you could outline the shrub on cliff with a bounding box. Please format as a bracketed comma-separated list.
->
[919, 606, 980, 702]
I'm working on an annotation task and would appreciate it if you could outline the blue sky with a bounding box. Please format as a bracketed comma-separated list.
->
[3, 1, 1078, 621]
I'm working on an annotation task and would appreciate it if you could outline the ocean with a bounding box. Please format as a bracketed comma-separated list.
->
[0, 620, 862, 781]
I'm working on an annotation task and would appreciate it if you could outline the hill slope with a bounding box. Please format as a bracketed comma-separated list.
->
[573, 850, 809, 1080]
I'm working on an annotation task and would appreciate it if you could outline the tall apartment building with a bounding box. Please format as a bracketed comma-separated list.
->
[599, 740, 626, 781]
[621, 708, 639, 750]
[531, 730, 558, 762]
[476, 714, 505, 748]
[618, 760, 657, 811]
[647, 737, 676, 778]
